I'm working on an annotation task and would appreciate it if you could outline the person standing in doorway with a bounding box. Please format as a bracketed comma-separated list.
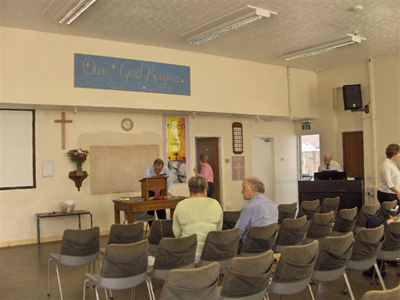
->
[318, 152, 342, 171]
[193, 154, 214, 198]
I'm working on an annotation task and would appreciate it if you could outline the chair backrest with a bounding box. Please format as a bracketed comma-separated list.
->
[220, 250, 274, 299]
[360, 284, 400, 300]
[159, 262, 220, 300]
[154, 234, 197, 270]
[101, 240, 148, 278]
[275, 215, 307, 246]
[107, 223, 144, 245]
[350, 225, 385, 261]
[378, 200, 397, 221]
[60, 227, 100, 256]
[278, 203, 297, 224]
[305, 211, 335, 240]
[223, 211, 242, 230]
[332, 207, 358, 233]
[314, 232, 354, 271]
[272, 240, 319, 283]
[320, 197, 340, 214]
[297, 199, 320, 220]
[200, 228, 240, 262]
[240, 223, 278, 255]
[382, 221, 400, 251]
[355, 203, 380, 228]
[148, 219, 174, 251]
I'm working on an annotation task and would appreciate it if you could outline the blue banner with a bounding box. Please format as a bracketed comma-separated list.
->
[74, 54, 190, 95]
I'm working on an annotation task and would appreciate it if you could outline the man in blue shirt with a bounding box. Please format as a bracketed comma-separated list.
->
[143, 158, 173, 220]
[235, 177, 278, 243]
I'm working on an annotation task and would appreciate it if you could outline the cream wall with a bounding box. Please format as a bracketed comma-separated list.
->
[1, 27, 290, 117]
[0, 109, 297, 246]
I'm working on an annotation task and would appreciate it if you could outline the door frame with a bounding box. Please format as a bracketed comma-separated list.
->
[194, 136, 223, 207]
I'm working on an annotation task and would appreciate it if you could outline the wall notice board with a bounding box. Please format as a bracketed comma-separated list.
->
[0, 109, 36, 190]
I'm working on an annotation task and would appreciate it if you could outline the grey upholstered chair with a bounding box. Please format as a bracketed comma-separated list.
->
[159, 262, 220, 300]
[320, 196, 340, 215]
[278, 203, 298, 225]
[297, 199, 321, 222]
[354, 203, 380, 233]
[267, 240, 319, 299]
[273, 215, 307, 253]
[47, 227, 100, 300]
[147, 234, 197, 300]
[107, 222, 144, 244]
[311, 232, 354, 299]
[147, 219, 174, 253]
[197, 228, 240, 271]
[218, 250, 274, 300]
[345, 225, 386, 295]
[240, 223, 278, 256]
[371, 221, 400, 285]
[360, 284, 400, 300]
[377, 200, 397, 221]
[331, 207, 358, 235]
[83, 240, 152, 300]
[303, 211, 335, 244]
[222, 210, 242, 230]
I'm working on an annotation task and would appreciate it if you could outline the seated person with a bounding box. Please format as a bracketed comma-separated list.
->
[172, 176, 223, 263]
[318, 152, 342, 171]
[235, 177, 278, 246]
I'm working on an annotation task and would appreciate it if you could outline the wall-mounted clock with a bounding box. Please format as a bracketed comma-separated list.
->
[121, 118, 134, 131]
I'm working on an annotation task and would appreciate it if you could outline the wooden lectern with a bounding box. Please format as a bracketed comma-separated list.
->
[139, 176, 168, 200]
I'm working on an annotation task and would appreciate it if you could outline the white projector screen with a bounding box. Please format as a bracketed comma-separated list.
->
[0, 109, 36, 190]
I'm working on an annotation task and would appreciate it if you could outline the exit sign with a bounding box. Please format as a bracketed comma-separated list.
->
[302, 121, 311, 130]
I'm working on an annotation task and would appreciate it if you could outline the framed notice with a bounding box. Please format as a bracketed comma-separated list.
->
[232, 122, 243, 154]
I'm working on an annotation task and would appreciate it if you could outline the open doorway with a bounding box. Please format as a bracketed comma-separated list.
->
[195, 137, 221, 203]
[299, 134, 320, 180]
[252, 137, 276, 202]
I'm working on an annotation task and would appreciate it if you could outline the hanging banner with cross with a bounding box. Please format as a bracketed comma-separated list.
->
[163, 116, 188, 184]
[232, 156, 245, 181]
[54, 112, 72, 150]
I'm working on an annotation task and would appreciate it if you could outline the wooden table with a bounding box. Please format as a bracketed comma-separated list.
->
[113, 196, 185, 224]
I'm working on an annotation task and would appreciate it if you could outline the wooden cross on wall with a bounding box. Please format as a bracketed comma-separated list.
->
[54, 112, 72, 149]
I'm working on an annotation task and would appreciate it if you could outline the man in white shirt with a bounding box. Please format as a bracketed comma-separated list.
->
[318, 152, 342, 171]
[143, 158, 173, 220]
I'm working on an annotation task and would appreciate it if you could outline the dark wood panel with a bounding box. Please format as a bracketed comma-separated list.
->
[343, 131, 364, 178]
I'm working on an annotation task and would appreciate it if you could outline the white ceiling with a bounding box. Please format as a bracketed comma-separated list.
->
[1, 0, 399, 71]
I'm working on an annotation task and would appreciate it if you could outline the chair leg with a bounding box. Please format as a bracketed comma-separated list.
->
[95, 286, 100, 300]
[104, 288, 109, 300]
[342, 271, 355, 300]
[308, 284, 315, 300]
[373, 262, 387, 290]
[110, 289, 114, 300]
[145, 276, 155, 300]
[55, 264, 64, 300]
[82, 279, 89, 300]
[131, 286, 135, 300]
[47, 258, 53, 296]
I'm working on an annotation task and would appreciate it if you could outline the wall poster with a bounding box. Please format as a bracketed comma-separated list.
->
[163, 116, 189, 184]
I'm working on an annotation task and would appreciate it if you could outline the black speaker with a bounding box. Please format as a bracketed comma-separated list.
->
[343, 84, 362, 110]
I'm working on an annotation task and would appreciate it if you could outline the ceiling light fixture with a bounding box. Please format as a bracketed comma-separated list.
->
[58, 0, 97, 25]
[282, 33, 366, 61]
[179, 5, 277, 45]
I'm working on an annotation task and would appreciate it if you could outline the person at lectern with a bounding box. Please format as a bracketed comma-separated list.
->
[377, 143, 400, 205]
[193, 154, 214, 198]
[143, 158, 173, 220]
[318, 152, 342, 171]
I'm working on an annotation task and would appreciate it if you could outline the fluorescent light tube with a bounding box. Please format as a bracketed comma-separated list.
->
[180, 6, 277, 45]
[58, 0, 96, 25]
[282, 34, 366, 61]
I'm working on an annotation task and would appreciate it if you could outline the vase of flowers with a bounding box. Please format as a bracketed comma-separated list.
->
[67, 149, 89, 175]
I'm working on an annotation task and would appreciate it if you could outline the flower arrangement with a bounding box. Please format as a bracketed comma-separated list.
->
[67, 149, 89, 173]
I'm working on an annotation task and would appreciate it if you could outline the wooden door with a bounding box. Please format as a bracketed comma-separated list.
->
[342, 131, 364, 178]
[196, 138, 221, 203]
